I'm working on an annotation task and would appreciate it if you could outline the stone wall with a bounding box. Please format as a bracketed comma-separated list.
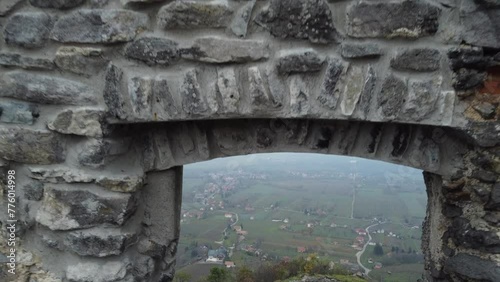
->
[0, 0, 499, 281]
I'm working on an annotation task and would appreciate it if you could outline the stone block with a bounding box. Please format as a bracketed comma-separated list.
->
[0, 72, 97, 105]
[125, 37, 179, 66]
[346, 1, 440, 38]
[51, 9, 148, 43]
[275, 49, 324, 74]
[29, 0, 85, 9]
[4, 12, 53, 48]
[48, 109, 105, 137]
[66, 261, 129, 282]
[36, 187, 136, 230]
[341, 43, 382, 59]
[229, 0, 255, 38]
[378, 74, 407, 118]
[390, 48, 441, 72]
[0, 53, 54, 70]
[0, 128, 65, 164]
[317, 58, 348, 109]
[181, 37, 269, 64]
[55, 47, 109, 76]
[0, 101, 39, 125]
[158, 1, 233, 29]
[64, 229, 136, 257]
[0, 0, 22, 16]
[255, 0, 339, 43]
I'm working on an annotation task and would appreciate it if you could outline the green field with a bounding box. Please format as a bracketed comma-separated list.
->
[177, 153, 427, 281]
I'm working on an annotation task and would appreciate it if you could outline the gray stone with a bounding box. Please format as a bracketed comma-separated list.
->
[48, 109, 105, 137]
[0, 53, 54, 70]
[0, 72, 97, 105]
[347, 1, 440, 38]
[0, 0, 22, 16]
[66, 261, 129, 282]
[157, 1, 233, 29]
[486, 182, 500, 210]
[30, 167, 144, 193]
[317, 58, 347, 109]
[340, 65, 370, 116]
[248, 66, 272, 110]
[64, 229, 136, 257]
[276, 49, 324, 74]
[51, 9, 148, 43]
[129, 75, 179, 121]
[378, 75, 407, 118]
[4, 12, 53, 48]
[448, 46, 489, 71]
[137, 239, 166, 259]
[452, 68, 486, 91]
[0, 101, 39, 125]
[132, 255, 155, 281]
[473, 102, 497, 119]
[341, 43, 382, 59]
[403, 78, 441, 121]
[0, 128, 65, 164]
[472, 169, 497, 183]
[289, 76, 310, 116]
[390, 48, 441, 72]
[181, 69, 209, 116]
[23, 181, 44, 201]
[36, 187, 136, 230]
[444, 253, 500, 281]
[448, 217, 500, 253]
[216, 67, 240, 114]
[122, 0, 165, 4]
[78, 138, 130, 168]
[255, 0, 339, 44]
[90, 0, 109, 8]
[461, 9, 500, 48]
[181, 37, 269, 64]
[55, 47, 109, 76]
[104, 64, 128, 120]
[124, 37, 179, 66]
[229, 0, 255, 38]
[29, 0, 85, 9]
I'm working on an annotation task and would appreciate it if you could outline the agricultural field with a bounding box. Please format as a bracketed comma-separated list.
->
[176, 153, 427, 281]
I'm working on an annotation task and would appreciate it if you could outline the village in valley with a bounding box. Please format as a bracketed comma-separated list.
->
[176, 154, 426, 281]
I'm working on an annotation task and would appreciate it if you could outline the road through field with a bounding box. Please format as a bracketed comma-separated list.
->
[356, 222, 383, 276]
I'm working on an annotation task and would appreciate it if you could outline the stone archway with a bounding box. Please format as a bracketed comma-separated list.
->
[0, 0, 499, 281]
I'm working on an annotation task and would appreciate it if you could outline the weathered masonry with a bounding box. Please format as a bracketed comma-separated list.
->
[0, 0, 499, 281]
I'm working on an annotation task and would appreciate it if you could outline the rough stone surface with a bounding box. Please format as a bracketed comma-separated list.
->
[402, 78, 441, 121]
[255, 0, 339, 44]
[341, 43, 382, 59]
[180, 69, 208, 115]
[157, 1, 233, 29]
[48, 109, 105, 137]
[444, 253, 500, 281]
[36, 187, 136, 230]
[29, 0, 85, 9]
[104, 64, 128, 120]
[78, 138, 130, 168]
[4, 12, 53, 48]
[55, 47, 109, 76]
[216, 67, 240, 114]
[51, 9, 148, 43]
[0, 101, 39, 125]
[390, 49, 441, 72]
[229, 0, 255, 38]
[181, 37, 269, 64]
[23, 181, 44, 201]
[378, 75, 407, 118]
[347, 1, 440, 38]
[64, 230, 136, 257]
[0, 128, 65, 164]
[276, 49, 324, 74]
[0, 0, 22, 16]
[66, 261, 129, 282]
[473, 102, 497, 119]
[317, 58, 347, 109]
[461, 8, 500, 48]
[125, 37, 179, 66]
[452, 68, 486, 91]
[30, 168, 144, 193]
[137, 239, 166, 259]
[0, 53, 54, 70]
[0, 72, 97, 105]
[486, 183, 500, 210]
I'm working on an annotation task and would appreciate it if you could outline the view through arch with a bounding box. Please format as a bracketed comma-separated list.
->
[177, 153, 427, 281]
